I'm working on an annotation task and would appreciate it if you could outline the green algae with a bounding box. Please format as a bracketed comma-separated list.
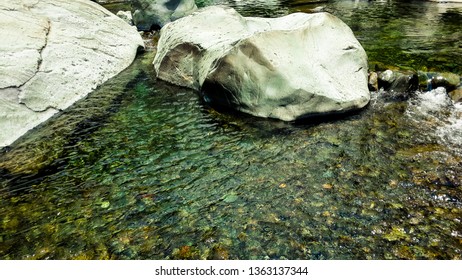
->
[1, 1, 462, 260]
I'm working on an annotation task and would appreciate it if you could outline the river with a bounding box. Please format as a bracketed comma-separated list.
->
[1, 0, 461, 259]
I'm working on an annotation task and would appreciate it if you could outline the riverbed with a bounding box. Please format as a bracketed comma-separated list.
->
[1, 0, 461, 259]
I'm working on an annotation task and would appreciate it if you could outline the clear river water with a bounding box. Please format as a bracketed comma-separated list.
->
[1, 0, 462, 259]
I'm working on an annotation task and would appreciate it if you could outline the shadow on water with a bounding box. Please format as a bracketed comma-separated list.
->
[0, 55, 155, 198]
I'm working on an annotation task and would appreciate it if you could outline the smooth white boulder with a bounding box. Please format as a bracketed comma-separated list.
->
[117, 10, 134, 25]
[153, 6, 370, 121]
[0, 0, 144, 147]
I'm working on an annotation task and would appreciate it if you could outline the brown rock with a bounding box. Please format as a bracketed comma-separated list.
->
[449, 88, 462, 103]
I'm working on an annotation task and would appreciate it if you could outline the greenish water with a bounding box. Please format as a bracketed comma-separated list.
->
[226, 0, 462, 73]
[1, 0, 462, 259]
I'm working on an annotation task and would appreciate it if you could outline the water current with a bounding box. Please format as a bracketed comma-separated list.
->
[1, 0, 462, 259]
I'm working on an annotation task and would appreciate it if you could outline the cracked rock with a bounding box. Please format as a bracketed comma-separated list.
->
[0, 0, 144, 147]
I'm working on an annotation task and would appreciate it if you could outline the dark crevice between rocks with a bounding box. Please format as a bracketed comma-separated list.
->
[0, 71, 148, 197]
[149, 23, 161, 31]
[136, 44, 146, 55]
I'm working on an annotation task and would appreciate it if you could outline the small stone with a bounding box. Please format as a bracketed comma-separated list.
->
[378, 70, 397, 87]
[209, 245, 229, 260]
[223, 193, 238, 203]
[384, 226, 409, 242]
[173, 245, 200, 260]
[389, 180, 398, 187]
[449, 88, 462, 103]
[368, 71, 378, 91]
[379, 71, 418, 101]
[294, 197, 304, 204]
[390, 73, 418, 93]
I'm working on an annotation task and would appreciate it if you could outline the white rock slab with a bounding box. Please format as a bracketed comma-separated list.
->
[0, 0, 144, 147]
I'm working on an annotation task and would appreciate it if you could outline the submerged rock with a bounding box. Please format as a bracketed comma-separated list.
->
[376, 70, 420, 101]
[131, 0, 197, 31]
[449, 88, 462, 103]
[208, 245, 230, 260]
[418, 71, 432, 90]
[378, 70, 418, 92]
[0, 0, 144, 148]
[385, 74, 418, 101]
[154, 6, 370, 121]
[429, 72, 460, 92]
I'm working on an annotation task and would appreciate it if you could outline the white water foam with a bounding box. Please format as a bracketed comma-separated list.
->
[437, 103, 462, 147]
[414, 87, 452, 114]
[406, 87, 462, 148]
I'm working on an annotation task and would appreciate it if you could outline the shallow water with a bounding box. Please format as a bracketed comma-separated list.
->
[209, 0, 462, 72]
[1, 0, 462, 259]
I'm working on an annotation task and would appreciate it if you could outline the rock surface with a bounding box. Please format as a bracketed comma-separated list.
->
[0, 0, 144, 147]
[430, 72, 460, 92]
[449, 88, 462, 103]
[376, 70, 418, 101]
[117, 10, 134, 25]
[132, 0, 198, 31]
[92, 0, 131, 3]
[154, 6, 370, 121]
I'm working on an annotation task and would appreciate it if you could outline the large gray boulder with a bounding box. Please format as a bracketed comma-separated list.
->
[0, 0, 144, 147]
[132, 0, 197, 31]
[153, 6, 370, 121]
